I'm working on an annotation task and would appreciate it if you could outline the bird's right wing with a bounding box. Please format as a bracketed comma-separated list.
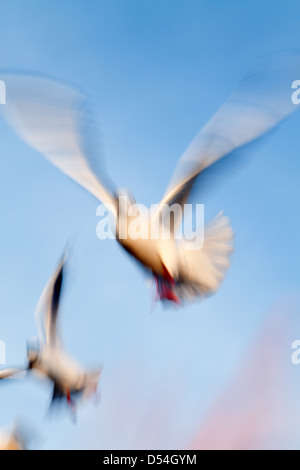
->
[35, 254, 66, 349]
[155, 53, 300, 234]
[0, 73, 118, 217]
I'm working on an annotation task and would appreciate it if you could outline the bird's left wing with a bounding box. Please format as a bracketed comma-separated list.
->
[35, 254, 66, 349]
[0, 73, 118, 217]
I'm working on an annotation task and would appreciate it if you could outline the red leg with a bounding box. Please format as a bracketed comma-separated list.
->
[155, 265, 181, 304]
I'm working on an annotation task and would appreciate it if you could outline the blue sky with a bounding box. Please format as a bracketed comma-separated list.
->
[0, 0, 299, 449]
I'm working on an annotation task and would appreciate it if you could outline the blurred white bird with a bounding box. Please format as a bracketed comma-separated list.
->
[0, 429, 24, 450]
[0, 255, 101, 417]
[1, 54, 298, 303]
[0, 422, 33, 450]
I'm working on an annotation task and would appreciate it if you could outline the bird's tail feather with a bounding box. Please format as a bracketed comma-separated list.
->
[177, 212, 234, 300]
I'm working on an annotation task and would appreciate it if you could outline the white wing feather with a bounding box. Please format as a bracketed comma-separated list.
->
[0, 368, 26, 379]
[34, 255, 66, 349]
[0, 73, 117, 217]
[157, 54, 300, 226]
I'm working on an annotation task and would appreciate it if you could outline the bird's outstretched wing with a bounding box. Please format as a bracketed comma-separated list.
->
[0, 73, 118, 217]
[155, 53, 300, 234]
[35, 254, 66, 349]
[0, 367, 26, 379]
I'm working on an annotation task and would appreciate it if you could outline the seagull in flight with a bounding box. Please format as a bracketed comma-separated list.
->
[0, 425, 25, 450]
[0, 421, 37, 450]
[1, 55, 298, 304]
[0, 254, 102, 417]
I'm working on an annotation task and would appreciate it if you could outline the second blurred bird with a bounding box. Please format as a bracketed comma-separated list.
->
[0, 253, 102, 420]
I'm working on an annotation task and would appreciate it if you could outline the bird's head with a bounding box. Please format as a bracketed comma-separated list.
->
[26, 338, 41, 368]
[115, 188, 136, 217]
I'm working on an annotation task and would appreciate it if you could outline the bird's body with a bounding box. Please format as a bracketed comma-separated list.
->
[116, 205, 233, 302]
[117, 210, 166, 275]
[118, 233, 182, 302]
[29, 348, 99, 400]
